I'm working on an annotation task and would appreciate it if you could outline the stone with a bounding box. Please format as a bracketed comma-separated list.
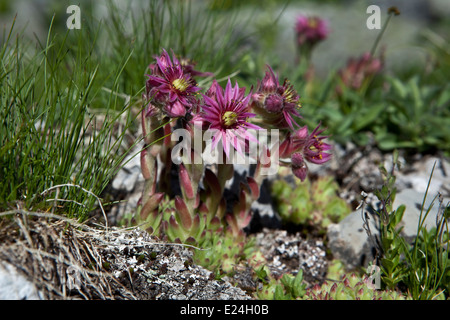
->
[393, 189, 449, 240]
[111, 147, 144, 193]
[327, 209, 379, 269]
[408, 156, 449, 195]
[255, 229, 328, 284]
[0, 261, 42, 300]
[327, 188, 450, 270]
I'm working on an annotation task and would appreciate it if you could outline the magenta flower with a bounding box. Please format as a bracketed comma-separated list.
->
[199, 79, 261, 158]
[337, 52, 383, 93]
[295, 15, 329, 48]
[145, 49, 201, 117]
[279, 123, 332, 181]
[302, 125, 332, 164]
[251, 65, 302, 129]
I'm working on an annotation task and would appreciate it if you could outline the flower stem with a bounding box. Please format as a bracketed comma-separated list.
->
[370, 7, 399, 56]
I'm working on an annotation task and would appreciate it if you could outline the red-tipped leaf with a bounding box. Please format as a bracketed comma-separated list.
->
[179, 163, 195, 199]
[174, 196, 192, 230]
[140, 192, 164, 220]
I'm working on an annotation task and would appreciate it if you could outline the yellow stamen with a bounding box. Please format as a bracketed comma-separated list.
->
[308, 17, 318, 28]
[172, 78, 189, 92]
[282, 80, 298, 104]
[222, 111, 238, 127]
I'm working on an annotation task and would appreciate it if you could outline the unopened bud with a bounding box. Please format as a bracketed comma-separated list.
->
[291, 152, 308, 181]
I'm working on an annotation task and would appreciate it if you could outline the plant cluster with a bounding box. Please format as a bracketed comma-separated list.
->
[310, 59, 450, 154]
[271, 174, 351, 230]
[1, 0, 448, 300]
[256, 269, 307, 300]
[134, 48, 332, 274]
[255, 266, 409, 300]
[302, 273, 410, 300]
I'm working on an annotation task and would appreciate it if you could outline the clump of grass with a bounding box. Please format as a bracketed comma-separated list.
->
[0, 16, 136, 221]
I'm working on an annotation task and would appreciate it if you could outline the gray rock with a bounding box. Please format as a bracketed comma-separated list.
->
[327, 209, 379, 269]
[327, 188, 450, 269]
[112, 148, 144, 193]
[402, 156, 450, 196]
[0, 261, 42, 300]
[393, 189, 449, 240]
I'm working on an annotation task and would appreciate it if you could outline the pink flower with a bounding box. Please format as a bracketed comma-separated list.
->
[199, 79, 261, 158]
[145, 49, 201, 117]
[337, 52, 383, 93]
[279, 123, 332, 181]
[251, 65, 302, 129]
[302, 124, 332, 164]
[295, 15, 329, 48]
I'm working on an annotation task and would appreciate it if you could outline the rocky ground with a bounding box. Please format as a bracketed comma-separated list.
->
[1, 134, 447, 299]
[0, 213, 251, 300]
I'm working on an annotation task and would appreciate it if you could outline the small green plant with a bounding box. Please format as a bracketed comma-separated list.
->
[256, 265, 410, 300]
[325, 259, 348, 281]
[374, 76, 450, 154]
[303, 273, 410, 300]
[364, 151, 450, 299]
[193, 231, 259, 277]
[271, 175, 351, 230]
[255, 269, 307, 300]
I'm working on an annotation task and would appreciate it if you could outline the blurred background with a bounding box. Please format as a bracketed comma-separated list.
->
[1, 0, 450, 76]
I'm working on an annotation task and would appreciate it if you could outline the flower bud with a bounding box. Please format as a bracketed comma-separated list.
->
[164, 100, 187, 118]
[291, 152, 308, 182]
[246, 176, 260, 201]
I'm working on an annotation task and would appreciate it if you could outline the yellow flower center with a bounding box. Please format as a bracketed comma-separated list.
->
[222, 111, 238, 127]
[172, 78, 189, 92]
[308, 17, 318, 29]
